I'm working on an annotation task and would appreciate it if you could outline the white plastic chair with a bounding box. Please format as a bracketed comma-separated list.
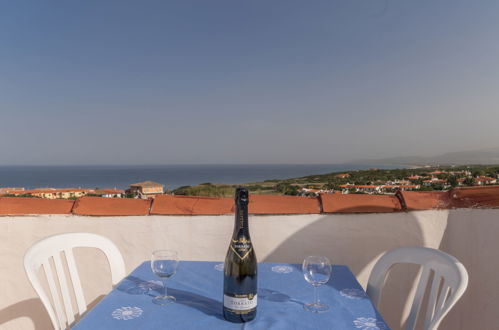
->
[366, 246, 468, 330]
[24, 233, 126, 330]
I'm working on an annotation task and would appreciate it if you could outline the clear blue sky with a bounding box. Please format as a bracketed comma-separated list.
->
[1, 0, 498, 165]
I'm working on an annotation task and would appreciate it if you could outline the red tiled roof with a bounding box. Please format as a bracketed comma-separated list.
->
[320, 194, 402, 213]
[475, 176, 496, 182]
[151, 195, 233, 215]
[72, 196, 151, 216]
[0, 197, 74, 215]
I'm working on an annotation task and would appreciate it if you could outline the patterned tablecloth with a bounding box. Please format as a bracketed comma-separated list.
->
[72, 261, 389, 330]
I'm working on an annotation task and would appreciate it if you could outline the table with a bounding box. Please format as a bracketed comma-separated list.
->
[72, 261, 389, 330]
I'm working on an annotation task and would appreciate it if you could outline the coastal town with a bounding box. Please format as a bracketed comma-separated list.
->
[0, 181, 165, 200]
[296, 169, 498, 196]
[1, 166, 499, 199]
[280, 166, 499, 197]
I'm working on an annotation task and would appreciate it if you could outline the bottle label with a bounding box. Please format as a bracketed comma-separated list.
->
[230, 236, 253, 260]
[224, 294, 257, 312]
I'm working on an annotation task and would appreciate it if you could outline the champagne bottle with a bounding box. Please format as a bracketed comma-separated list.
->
[223, 187, 257, 323]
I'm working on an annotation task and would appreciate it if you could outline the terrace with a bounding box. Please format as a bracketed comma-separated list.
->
[1, 186, 498, 329]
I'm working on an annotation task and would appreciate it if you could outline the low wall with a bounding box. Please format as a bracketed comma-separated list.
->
[0, 209, 497, 329]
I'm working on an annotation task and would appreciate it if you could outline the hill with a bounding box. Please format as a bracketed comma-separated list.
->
[356, 147, 499, 166]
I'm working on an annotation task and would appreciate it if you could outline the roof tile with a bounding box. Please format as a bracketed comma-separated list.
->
[320, 193, 402, 213]
[450, 186, 499, 208]
[72, 196, 151, 216]
[0, 197, 74, 215]
[152, 194, 321, 215]
[151, 195, 233, 215]
[249, 195, 321, 214]
[398, 191, 452, 210]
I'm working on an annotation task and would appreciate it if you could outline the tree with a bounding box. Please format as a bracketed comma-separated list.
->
[472, 170, 485, 177]
[433, 183, 445, 191]
[275, 182, 299, 195]
[448, 175, 458, 187]
[463, 177, 475, 186]
[284, 185, 299, 196]
[417, 185, 434, 191]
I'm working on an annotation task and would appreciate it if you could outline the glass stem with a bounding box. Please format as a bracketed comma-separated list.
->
[162, 278, 168, 297]
[314, 285, 319, 305]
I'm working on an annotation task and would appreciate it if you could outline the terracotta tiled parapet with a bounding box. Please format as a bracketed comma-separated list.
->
[248, 194, 321, 214]
[151, 194, 321, 215]
[397, 191, 452, 211]
[1, 187, 499, 216]
[320, 193, 402, 213]
[450, 186, 499, 208]
[0, 197, 75, 215]
[151, 195, 233, 215]
[72, 196, 151, 216]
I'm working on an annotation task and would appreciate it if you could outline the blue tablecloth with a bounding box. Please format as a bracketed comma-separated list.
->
[72, 261, 389, 330]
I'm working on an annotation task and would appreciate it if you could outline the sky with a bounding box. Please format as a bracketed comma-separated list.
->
[1, 0, 499, 165]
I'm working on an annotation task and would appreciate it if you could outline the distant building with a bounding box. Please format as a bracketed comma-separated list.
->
[340, 184, 381, 194]
[449, 170, 471, 176]
[475, 176, 497, 185]
[387, 180, 412, 185]
[423, 179, 447, 186]
[339, 184, 420, 194]
[0, 187, 25, 194]
[298, 187, 333, 196]
[128, 181, 164, 198]
[91, 188, 125, 198]
[5, 188, 90, 199]
[335, 173, 351, 179]
[381, 184, 419, 192]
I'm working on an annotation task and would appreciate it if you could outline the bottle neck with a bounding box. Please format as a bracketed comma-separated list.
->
[233, 202, 250, 238]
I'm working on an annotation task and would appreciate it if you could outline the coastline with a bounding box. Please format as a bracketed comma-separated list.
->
[0, 163, 405, 190]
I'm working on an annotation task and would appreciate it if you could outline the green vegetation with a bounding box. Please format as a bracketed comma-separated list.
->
[168, 165, 499, 197]
[171, 182, 277, 197]
[173, 183, 236, 197]
[274, 182, 299, 195]
[278, 165, 499, 186]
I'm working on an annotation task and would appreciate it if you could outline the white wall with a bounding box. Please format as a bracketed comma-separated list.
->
[0, 210, 495, 329]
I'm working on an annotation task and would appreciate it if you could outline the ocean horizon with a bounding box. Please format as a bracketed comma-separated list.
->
[0, 164, 404, 190]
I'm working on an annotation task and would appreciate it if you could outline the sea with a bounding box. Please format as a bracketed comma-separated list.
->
[0, 164, 402, 190]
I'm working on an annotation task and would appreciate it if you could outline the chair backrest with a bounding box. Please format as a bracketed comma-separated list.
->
[366, 247, 468, 330]
[24, 233, 126, 330]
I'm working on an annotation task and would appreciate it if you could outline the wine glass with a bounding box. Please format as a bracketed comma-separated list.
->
[302, 256, 332, 313]
[151, 250, 179, 305]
